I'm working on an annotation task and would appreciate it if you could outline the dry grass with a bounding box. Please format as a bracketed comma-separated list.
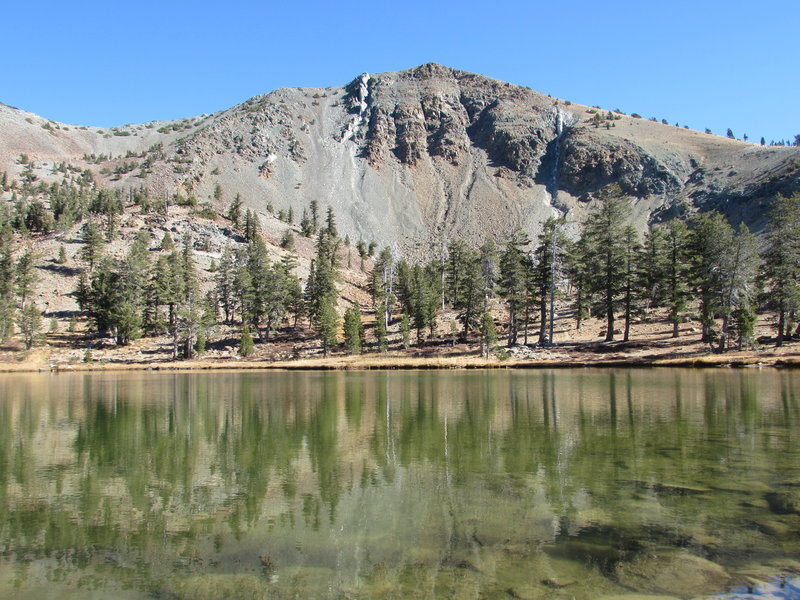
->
[3, 309, 800, 374]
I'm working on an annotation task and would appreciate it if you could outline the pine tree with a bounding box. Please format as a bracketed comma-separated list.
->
[14, 248, 38, 309]
[17, 302, 41, 349]
[664, 220, 690, 337]
[533, 218, 568, 345]
[639, 225, 667, 317]
[0, 230, 13, 342]
[177, 237, 201, 358]
[244, 237, 271, 340]
[227, 193, 243, 227]
[300, 208, 312, 237]
[763, 193, 800, 345]
[78, 222, 104, 271]
[375, 302, 388, 352]
[280, 229, 295, 250]
[316, 296, 339, 356]
[215, 245, 237, 324]
[325, 206, 337, 238]
[286, 271, 304, 329]
[305, 231, 341, 351]
[309, 199, 319, 234]
[262, 257, 293, 341]
[499, 230, 530, 346]
[406, 264, 437, 345]
[581, 185, 629, 341]
[243, 209, 260, 242]
[356, 240, 368, 271]
[143, 255, 174, 334]
[239, 325, 254, 357]
[109, 300, 142, 345]
[160, 232, 175, 251]
[454, 248, 483, 339]
[479, 310, 497, 358]
[400, 313, 411, 349]
[620, 226, 641, 342]
[717, 225, 759, 351]
[450, 320, 459, 346]
[522, 252, 537, 345]
[369, 247, 395, 331]
[195, 295, 217, 355]
[479, 240, 499, 309]
[343, 305, 364, 354]
[446, 240, 466, 307]
[688, 212, 735, 343]
[81, 237, 151, 346]
[234, 256, 256, 326]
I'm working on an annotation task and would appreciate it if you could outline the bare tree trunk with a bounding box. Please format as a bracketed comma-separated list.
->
[507, 305, 517, 346]
[605, 284, 615, 342]
[538, 295, 547, 346]
[623, 284, 631, 342]
[719, 315, 728, 352]
[523, 304, 530, 345]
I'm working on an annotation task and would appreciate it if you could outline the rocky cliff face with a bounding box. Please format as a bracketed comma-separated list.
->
[1, 64, 798, 254]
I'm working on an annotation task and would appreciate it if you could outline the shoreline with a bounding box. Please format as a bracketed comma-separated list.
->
[2, 349, 799, 374]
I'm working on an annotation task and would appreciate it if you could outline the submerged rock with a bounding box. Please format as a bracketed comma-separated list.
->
[614, 551, 731, 598]
[765, 490, 800, 515]
[753, 519, 795, 538]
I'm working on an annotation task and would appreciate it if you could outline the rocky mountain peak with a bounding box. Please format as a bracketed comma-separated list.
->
[1, 64, 798, 256]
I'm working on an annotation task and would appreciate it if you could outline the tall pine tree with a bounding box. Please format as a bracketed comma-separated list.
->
[581, 185, 629, 341]
[763, 193, 800, 345]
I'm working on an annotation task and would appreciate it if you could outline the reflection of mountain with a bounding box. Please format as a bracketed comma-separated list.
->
[0, 370, 798, 598]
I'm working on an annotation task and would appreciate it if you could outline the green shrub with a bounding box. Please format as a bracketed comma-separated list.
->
[239, 327, 254, 357]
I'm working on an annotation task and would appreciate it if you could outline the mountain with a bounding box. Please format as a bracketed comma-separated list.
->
[2, 63, 799, 254]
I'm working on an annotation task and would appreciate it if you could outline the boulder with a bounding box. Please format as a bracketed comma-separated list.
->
[614, 551, 730, 598]
[765, 490, 800, 515]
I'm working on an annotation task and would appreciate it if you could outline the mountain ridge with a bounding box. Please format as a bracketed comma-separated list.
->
[2, 63, 799, 254]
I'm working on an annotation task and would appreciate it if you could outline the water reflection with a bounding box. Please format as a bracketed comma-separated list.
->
[0, 369, 799, 599]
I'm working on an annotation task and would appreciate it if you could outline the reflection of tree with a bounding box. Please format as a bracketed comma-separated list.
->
[308, 375, 341, 523]
[0, 370, 799, 596]
[344, 376, 364, 428]
[398, 376, 445, 468]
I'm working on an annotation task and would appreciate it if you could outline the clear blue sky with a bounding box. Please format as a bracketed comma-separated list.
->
[3, 0, 797, 144]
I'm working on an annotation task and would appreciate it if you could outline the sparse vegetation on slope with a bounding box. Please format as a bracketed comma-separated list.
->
[1, 64, 800, 369]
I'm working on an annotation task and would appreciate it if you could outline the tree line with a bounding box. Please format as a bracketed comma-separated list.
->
[1, 178, 799, 358]
[357, 186, 800, 355]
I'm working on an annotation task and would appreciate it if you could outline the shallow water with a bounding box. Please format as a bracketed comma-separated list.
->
[0, 369, 799, 599]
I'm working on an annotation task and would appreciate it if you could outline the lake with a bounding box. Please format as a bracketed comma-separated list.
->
[0, 369, 799, 599]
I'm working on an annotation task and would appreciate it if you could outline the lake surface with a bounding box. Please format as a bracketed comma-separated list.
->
[0, 369, 799, 599]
